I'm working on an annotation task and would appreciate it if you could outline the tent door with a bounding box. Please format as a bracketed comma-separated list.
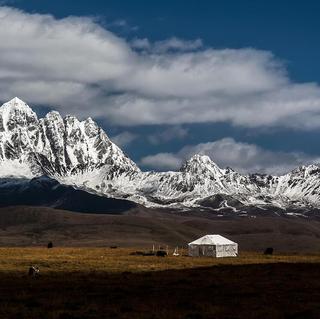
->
[199, 246, 205, 256]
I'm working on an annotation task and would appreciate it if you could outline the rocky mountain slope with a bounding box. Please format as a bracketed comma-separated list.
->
[1, 97, 320, 215]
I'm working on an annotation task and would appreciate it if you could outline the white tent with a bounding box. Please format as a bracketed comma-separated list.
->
[188, 235, 238, 258]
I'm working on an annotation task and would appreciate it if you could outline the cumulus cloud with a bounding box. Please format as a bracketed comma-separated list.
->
[140, 152, 183, 171]
[130, 38, 151, 50]
[1, 6, 320, 130]
[110, 131, 138, 147]
[148, 126, 188, 144]
[140, 138, 320, 174]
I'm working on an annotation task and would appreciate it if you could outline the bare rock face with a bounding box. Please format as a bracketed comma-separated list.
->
[1, 97, 320, 215]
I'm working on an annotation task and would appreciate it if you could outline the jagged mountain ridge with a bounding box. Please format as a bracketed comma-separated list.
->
[0, 97, 139, 178]
[1, 97, 320, 214]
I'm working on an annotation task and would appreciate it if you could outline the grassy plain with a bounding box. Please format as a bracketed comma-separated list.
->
[0, 248, 320, 319]
[1, 247, 320, 273]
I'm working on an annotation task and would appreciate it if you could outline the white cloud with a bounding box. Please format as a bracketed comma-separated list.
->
[1, 7, 320, 130]
[130, 38, 151, 50]
[110, 131, 138, 147]
[140, 138, 320, 174]
[140, 152, 183, 171]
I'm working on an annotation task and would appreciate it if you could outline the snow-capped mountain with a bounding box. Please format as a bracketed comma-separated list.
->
[0, 97, 139, 178]
[1, 97, 320, 215]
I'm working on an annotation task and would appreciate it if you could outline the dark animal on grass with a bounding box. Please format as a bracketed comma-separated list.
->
[47, 242, 53, 249]
[28, 266, 40, 278]
[264, 247, 274, 255]
[110, 246, 118, 249]
[156, 250, 167, 257]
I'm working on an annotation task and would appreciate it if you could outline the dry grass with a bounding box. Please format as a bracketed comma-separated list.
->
[1, 248, 320, 318]
[1, 247, 320, 274]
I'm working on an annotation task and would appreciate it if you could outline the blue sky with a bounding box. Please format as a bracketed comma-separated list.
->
[1, 0, 320, 174]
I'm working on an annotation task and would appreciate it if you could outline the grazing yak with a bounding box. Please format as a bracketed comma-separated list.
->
[28, 266, 40, 277]
[156, 250, 167, 257]
[264, 247, 274, 255]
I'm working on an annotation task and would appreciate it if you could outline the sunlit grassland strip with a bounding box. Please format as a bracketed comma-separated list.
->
[0, 248, 320, 274]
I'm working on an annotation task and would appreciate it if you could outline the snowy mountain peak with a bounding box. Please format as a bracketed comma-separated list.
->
[182, 154, 212, 168]
[45, 110, 62, 120]
[290, 164, 320, 177]
[3, 97, 31, 109]
[190, 154, 212, 163]
[0, 97, 35, 116]
[0, 97, 38, 131]
[85, 117, 94, 123]
[0, 98, 138, 180]
[180, 154, 222, 175]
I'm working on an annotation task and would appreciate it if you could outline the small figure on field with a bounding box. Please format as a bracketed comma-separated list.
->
[47, 242, 53, 249]
[264, 247, 274, 255]
[28, 265, 40, 278]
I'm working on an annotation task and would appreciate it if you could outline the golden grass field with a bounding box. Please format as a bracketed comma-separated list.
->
[1, 247, 320, 273]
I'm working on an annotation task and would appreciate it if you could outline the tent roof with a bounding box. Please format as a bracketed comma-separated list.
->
[188, 235, 236, 246]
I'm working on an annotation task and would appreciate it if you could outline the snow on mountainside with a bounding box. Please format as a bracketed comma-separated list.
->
[0, 97, 139, 178]
[1, 97, 320, 214]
